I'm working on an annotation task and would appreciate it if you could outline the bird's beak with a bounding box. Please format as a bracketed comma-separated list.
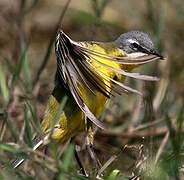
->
[134, 45, 165, 60]
[142, 49, 165, 60]
[150, 50, 165, 60]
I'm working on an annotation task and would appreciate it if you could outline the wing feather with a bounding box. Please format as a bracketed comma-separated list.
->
[55, 30, 161, 129]
[78, 45, 161, 65]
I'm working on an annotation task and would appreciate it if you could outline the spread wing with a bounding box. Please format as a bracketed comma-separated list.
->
[55, 30, 161, 129]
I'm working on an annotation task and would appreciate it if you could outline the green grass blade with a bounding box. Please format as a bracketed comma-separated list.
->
[25, 101, 41, 134]
[0, 143, 19, 153]
[23, 105, 33, 148]
[22, 51, 32, 91]
[106, 169, 120, 180]
[0, 65, 9, 103]
[57, 144, 75, 179]
[12, 46, 28, 86]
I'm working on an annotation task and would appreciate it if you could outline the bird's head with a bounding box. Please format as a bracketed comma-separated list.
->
[115, 31, 163, 59]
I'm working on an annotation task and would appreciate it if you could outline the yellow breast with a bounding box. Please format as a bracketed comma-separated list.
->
[41, 95, 85, 142]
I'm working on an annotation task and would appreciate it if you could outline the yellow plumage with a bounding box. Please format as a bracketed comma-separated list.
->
[40, 28, 162, 143]
[41, 41, 125, 142]
[12, 30, 163, 168]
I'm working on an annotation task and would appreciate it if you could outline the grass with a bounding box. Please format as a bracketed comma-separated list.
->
[0, 0, 184, 179]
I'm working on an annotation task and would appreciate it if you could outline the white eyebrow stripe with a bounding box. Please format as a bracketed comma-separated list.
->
[127, 39, 140, 44]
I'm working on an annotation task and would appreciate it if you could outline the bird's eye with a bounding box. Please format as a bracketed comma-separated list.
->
[130, 42, 140, 51]
[132, 42, 139, 48]
[127, 39, 140, 51]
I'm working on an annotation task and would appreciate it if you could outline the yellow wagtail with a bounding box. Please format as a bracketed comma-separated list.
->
[12, 30, 164, 168]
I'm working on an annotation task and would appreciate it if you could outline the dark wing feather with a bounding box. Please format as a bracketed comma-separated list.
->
[58, 35, 96, 95]
[64, 66, 107, 130]
[55, 30, 161, 129]
[56, 31, 109, 129]
[85, 54, 159, 81]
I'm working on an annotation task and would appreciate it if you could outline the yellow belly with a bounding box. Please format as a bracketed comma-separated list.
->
[41, 90, 107, 142]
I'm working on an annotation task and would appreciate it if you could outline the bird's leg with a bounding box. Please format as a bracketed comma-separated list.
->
[86, 118, 101, 170]
[74, 145, 88, 177]
[70, 137, 88, 177]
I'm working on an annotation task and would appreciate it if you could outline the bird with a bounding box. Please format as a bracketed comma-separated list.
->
[12, 30, 164, 169]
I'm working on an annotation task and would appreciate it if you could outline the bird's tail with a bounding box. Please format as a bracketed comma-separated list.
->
[11, 135, 49, 169]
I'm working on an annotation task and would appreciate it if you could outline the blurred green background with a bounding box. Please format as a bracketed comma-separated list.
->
[0, 0, 184, 179]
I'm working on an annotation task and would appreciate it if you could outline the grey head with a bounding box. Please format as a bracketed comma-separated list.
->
[115, 31, 163, 59]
